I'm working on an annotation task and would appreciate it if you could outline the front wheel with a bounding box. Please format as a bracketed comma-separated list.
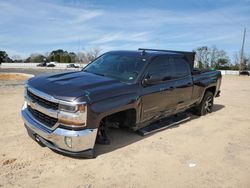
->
[193, 91, 214, 116]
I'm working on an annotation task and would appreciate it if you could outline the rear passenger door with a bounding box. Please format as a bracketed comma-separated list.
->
[140, 56, 176, 122]
[172, 57, 193, 111]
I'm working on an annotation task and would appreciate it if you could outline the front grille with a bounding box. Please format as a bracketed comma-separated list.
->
[27, 89, 59, 110]
[28, 105, 58, 128]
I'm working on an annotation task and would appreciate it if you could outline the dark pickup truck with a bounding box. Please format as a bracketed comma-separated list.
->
[21, 48, 221, 158]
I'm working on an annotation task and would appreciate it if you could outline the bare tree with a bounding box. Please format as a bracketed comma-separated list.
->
[92, 48, 101, 59]
[233, 52, 239, 65]
[247, 55, 250, 70]
[194, 46, 210, 68]
[77, 51, 86, 64]
[210, 46, 217, 68]
[80, 47, 101, 64]
[194, 46, 230, 69]
[209, 46, 227, 67]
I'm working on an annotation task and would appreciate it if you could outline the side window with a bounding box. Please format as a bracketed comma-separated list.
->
[147, 56, 174, 80]
[173, 57, 190, 78]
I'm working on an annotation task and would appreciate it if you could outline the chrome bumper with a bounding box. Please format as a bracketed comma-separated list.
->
[21, 102, 97, 158]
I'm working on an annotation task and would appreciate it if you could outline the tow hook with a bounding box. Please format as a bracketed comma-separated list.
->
[35, 135, 40, 142]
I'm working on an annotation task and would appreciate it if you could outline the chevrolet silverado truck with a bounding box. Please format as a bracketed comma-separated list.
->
[21, 48, 221, 158]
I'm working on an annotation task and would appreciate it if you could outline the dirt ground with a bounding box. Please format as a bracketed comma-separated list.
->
[0, 75, 250, 188]
[0, 73, 33, 81]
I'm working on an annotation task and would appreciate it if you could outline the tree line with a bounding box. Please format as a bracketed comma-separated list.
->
[193, 46, 250, 70]
[0, 48, 101, 64]
[1, 46, 250, 70]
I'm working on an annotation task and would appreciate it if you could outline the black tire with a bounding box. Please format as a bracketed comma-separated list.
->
[193, 91, 214, 116]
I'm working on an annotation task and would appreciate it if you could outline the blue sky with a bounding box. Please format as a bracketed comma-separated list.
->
[0, 0, 249, 58]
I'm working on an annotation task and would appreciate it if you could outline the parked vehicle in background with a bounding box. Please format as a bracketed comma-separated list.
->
[67, 64, 80, 68]
[21, 48, 222, 158]
[239, 70, 249, 76]
[47, 63, 56, 67]
[37, 58, 49, 67]
[36, 62, 47, 67]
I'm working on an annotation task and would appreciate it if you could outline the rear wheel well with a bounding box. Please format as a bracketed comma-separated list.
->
[100, 109, 137, 128]
[205, 86, 216, 96]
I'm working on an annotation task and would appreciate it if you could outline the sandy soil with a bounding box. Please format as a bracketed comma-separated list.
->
[0, 73, 32, 81]
[0, 76, 250, 188]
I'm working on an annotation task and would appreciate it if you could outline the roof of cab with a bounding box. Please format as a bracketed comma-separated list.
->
[106, 49, 195, 69]
[107, 50, 183, 59]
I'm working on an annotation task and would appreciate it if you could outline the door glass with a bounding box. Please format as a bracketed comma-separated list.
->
[173, 57, 190, 78]
[147, 57, 174, 81]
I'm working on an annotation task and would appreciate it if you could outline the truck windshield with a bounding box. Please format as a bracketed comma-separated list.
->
[83, 53, 147, 83]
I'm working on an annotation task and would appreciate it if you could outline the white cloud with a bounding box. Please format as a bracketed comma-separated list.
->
[90, 32, 150, 44]
[0, 0, 249, 57]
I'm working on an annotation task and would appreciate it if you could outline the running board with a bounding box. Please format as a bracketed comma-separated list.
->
[137, 112, 190, 136]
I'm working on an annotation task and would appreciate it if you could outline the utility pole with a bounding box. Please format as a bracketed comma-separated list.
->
[77, 37, 81, 64]
[240, 28, 246, 71]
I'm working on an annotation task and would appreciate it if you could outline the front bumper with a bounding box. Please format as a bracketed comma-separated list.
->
[21, 102, 97, 158]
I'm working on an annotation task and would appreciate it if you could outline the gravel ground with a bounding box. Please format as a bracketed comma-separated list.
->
[0, 75, 250, 188]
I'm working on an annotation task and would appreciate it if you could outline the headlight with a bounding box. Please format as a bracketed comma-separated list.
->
[58, 103, 87, 128]
[59, 103, 78, 112]
[59, 103, 86, 113]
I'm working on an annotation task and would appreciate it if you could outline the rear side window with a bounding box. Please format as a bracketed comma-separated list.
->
[147, 56, 174, 80]
[173, 57, 190, 78]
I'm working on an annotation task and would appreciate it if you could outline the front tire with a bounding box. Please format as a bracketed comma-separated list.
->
[193, 91, 214, 116]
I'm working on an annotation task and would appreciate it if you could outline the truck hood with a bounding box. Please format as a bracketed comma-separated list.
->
[28, 71, 137, 103]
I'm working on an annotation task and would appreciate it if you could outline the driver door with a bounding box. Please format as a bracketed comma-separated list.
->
[140, 56, 176, 123]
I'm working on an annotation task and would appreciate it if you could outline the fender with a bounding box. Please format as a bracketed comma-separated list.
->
[197, 72, 222, 104]
[86, 92, 141, 129]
